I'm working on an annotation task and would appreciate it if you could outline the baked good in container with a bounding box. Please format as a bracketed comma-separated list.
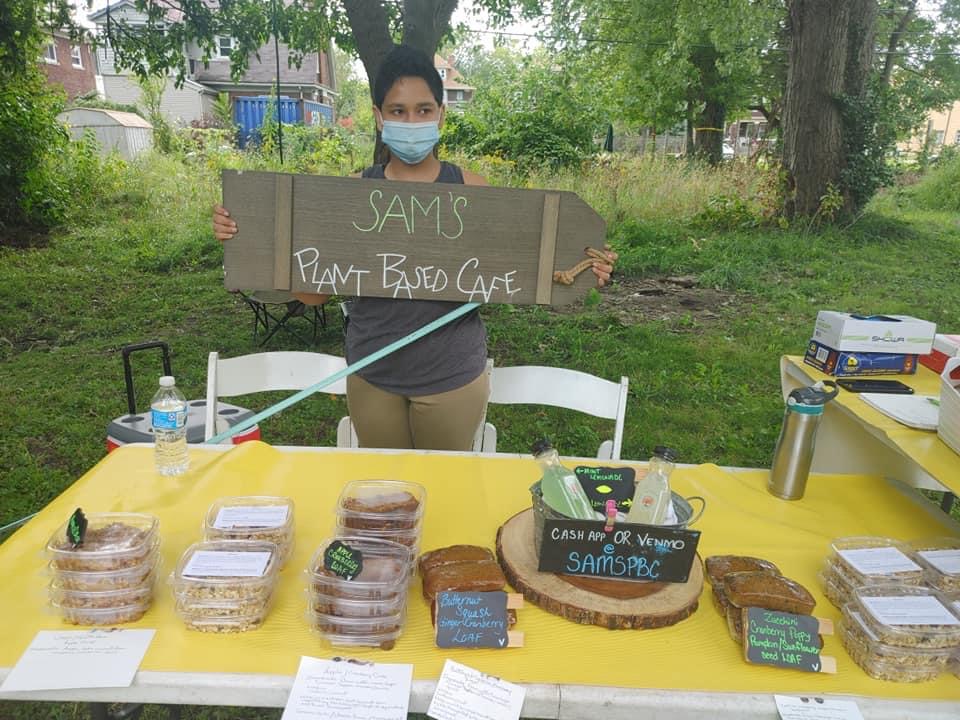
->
[308, 536, 410, 601]
[47, 513, 159, 572]
[336, 480, 426, 531]
[724, 571, 816, 615]
[850, 583, 960, 650]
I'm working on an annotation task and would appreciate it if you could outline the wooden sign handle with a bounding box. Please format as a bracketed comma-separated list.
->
[273, 174, 293, 290]
[535, 193, 560, 305]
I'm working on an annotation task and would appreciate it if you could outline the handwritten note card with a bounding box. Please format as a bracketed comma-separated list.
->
[1, 629, 155, 692]
[775, 695, 864, 720]
[427, 659, 525, 720]
[281, 656, 413, 720]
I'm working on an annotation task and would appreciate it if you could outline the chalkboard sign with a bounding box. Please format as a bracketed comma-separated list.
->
[435, 591, 510, 649]
[323, 541, 363, 581]
[743, 608, 835, 674]
[538, 519, 700, 583]
[221, 171, 606, 306]
[574, 466, 636, 512]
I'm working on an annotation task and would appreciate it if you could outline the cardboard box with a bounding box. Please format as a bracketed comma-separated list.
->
[812, 312, 935, 355]
[920, 334, 960, 374]
[803, 340, 918, 377]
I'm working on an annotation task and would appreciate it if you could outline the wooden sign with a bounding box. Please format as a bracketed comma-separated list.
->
[435, 591, 524, 649]
[221, 170, 606, 306]
[743, 608, 836, 674]
[538, 519, 701, 583]
[574, 466, 636, 513]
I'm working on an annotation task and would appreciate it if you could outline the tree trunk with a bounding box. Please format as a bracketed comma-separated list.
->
[342, 0, 458, 164]
[881, 1, 916, 86]
[782, 0, 853, 218]
[689, 48, 725, 165]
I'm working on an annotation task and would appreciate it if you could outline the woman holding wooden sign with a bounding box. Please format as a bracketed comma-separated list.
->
[213, 45, 616, 451]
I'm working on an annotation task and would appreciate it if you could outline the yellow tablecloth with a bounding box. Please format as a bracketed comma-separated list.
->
[2, 442, 958, 701]
[784, 355, 960, 495]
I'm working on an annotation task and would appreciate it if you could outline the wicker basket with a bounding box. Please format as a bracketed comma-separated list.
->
[530, 482, 706, 557]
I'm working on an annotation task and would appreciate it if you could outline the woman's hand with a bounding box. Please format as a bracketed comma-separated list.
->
[591, 244, 619, 287]
[213, 204, 238, 242]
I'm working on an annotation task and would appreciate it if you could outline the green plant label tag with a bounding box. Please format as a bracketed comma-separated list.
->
[574, 466, 636, 512]
[324, 541, 363, 580]
[66, 507, 87, 548]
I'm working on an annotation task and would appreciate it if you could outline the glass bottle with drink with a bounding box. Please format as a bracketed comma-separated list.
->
[532, 439, 596, 520]
[626, 446, 677, 524]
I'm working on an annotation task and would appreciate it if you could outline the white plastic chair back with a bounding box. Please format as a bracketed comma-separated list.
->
[204, 351, 348, 443]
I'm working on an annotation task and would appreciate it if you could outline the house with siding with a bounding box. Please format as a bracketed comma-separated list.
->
[434, 55, 474, 110]
[40, 31, 97, 100]
[899, 100, 960, 158]
[86, 0, 335, 127]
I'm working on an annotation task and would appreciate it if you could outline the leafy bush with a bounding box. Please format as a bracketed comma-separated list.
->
[909, 150, 960, 212]
[691, 195, 760, 231]
[0, 66, 69, 233]
[69, 92, 142, 117]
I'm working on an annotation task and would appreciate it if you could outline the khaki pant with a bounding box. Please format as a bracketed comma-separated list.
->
[346, 371, 490, 451]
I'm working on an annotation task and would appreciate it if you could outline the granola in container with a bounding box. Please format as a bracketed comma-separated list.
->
[850, 583, 960, 650]
[841, 605, 950, 682]
[336, 480, 426, 531]
[307, 607, 407, 650]
[203, 496, 295, 565]
[50, 571, 156, 611]
[51, 552, 160, 592]
[825, 537, 924, 598]
[818, 566, 853, 609]
[171, 540, 280, 604]
[307, 536, 410, 601]
[909, 537, 960, 593]
[47, 513, 159, 572]
[51, 597, 152, 626]
[177, 605, 270, 633]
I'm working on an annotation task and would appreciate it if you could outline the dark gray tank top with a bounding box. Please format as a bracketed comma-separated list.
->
[345, 162, 487, 396]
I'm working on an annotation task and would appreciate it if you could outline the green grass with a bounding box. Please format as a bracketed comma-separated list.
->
[2, 149, 960, 719]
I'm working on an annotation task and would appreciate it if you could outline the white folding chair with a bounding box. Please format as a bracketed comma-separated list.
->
[338, 359, 494, 450]
[204, 351, 348, 443]
[479, 366, 629, 459]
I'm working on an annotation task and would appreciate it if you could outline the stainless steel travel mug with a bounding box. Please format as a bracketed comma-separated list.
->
[768, 381, 838, 500]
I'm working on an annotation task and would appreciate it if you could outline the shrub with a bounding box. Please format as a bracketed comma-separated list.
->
[909, 151, 960, 212]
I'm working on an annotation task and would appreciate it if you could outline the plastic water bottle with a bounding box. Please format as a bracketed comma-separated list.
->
[151, 376, 189, 476]
[626, 446, 677, 525]
[532, 439, 596, 520]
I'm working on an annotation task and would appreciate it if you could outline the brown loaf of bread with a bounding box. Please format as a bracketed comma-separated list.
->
[418, 545, 495, 577]
[422, 560, 506, 601]
[705, 555, 781, 587]
[724, 571, 816, 615]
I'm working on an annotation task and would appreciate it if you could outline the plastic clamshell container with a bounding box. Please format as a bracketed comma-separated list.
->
[308, 588, 407, 618]
[307, 607, 406, 649]
[171, 540, 280, 603]
[175, 603, 270, 633]
[909, 537, 960, 593]
[850, 583, 960, 650]
[841, 605, 950, 682]
[50, 569, 157, 609]
[307, 536, 410, 601]
[47, 513, 160, 572]
[50, 549, 160, 591]
[51, 597, 152, 626]
[333, 519, 421, 547]
[203, 496, 295, 564]
[818, 566, 853, 609]
[336, 480, 426, 531]
[827, 536, 924, 589]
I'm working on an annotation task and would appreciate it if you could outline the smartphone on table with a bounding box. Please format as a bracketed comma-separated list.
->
[836, 378, 915, 394]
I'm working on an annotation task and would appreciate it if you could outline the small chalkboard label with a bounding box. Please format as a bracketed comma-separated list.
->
[66, 508, 87, 548]
[744, 608, 834, 673]
[435, 591, 510, 649]
[323, 541, 363, 580]
[574, 466, 636, 512]
[538, 519, 700, 583]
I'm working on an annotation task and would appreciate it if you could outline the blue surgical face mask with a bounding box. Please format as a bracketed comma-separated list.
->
[381, 120, 440, 165]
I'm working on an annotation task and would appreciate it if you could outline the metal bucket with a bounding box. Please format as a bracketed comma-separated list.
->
[530, 482, 706, 556]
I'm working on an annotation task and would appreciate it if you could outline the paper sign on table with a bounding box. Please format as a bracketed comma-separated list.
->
[214, 505, 289, 528]
[280, 656, 412, 720]
[182, 550, 271, 577]
[0, 629, 155, 692]
[774, 695, 864, 720]
[427, 659, 525, 720]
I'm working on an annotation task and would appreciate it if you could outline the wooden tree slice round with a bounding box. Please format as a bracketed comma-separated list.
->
[496, 508, 703, 629]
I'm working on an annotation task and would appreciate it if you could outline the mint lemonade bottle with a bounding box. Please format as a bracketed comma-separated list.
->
[532, 439, 597, 520]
